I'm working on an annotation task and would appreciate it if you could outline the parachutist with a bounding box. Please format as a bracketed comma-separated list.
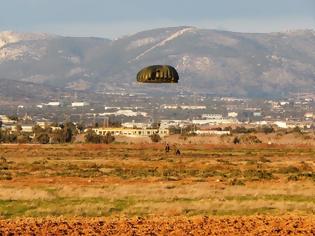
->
[137, 65, 179, 83]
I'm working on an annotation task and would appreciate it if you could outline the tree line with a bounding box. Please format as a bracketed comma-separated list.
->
[0, 122, 115, 144]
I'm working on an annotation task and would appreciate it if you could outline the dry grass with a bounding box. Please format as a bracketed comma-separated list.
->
[0, 143, 315, 218]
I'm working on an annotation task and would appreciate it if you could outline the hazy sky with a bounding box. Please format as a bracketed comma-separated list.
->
[1, 0, 315, 38]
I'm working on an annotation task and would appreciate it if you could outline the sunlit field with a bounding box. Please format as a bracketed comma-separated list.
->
[0, 143, 315, 219]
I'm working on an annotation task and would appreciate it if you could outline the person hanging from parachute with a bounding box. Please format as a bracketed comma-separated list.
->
[137, 64, 180, 156]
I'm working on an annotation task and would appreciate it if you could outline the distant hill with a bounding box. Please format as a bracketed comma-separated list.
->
[1, 27, 315, 100]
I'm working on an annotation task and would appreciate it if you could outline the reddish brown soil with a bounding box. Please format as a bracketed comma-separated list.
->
[1, 216, 314, 235]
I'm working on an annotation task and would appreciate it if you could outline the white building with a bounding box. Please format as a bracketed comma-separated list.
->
[274, 121, 287, 129]
[253, 121, 268, 126]
[192, 118, 237, 125]
[72, 102, 89, 107]
[253, 112, 262, 117]
[160, 120, 191, 129]
[160, 104, 178, 109]
[180, 105, 206, 110]
[104, 106, 121, 110]
[90, 127, 169, 137]
[122, 122, 151, 129]
[47, 102, 61, 107]
[228, 112, 238, 118]
[280, 101, 290, 106]
[36, 121, 52, 129]
[201, 114, 223, 119]
[304, 112, 314, 119]
[194, 130, 231, 136]
[11, 125, 33, 133]
[0, 115, 16, 125]
[161, 105, 206, 110]
[100, 110, 148, 117]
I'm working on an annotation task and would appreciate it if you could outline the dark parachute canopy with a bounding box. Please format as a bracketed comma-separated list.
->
[137, 65, 179, 83]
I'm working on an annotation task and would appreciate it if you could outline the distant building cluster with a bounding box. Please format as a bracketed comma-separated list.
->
[1, 92, 315, 143]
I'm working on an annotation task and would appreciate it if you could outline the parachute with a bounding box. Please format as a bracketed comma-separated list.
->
[137, 65, 179, 83]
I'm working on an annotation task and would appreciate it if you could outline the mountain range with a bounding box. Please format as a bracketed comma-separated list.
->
[1, 26, 315, 101]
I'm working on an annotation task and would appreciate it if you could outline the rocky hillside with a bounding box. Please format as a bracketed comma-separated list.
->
[1, 27, 315, 99]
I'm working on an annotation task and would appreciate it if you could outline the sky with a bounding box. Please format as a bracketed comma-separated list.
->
[1, 0, 315, 38]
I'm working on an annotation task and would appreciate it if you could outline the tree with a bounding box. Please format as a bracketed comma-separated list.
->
[261, 125, 274, 134]
[0, 130, 3, 143]
[34, 133, 50, 144]
[17, 134, 31, 144]
[50, 129, 65, 144]
[63, 127, 73, 143]
[76, 123, 85, 133]
[16, 124, 22, 134]
[223, 126, 232, 132]
[150, 133, 161, 143]
[232, 126, 255, 134]
[292, 126, 302, 133]
[85, 130, 101, 143]
[33, 125, 44, 135]
[233, 137, 240, 144]
[8, 115, 18, 121]
[101, 132, 115, 144]
[84, 130, 115, 144]
[168, 126, 181, 134]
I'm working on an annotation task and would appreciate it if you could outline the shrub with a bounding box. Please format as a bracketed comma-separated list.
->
[288, 175, 299, 181]
[232, 126, 255, 134]
[261, 125, 274, 134]
[150, 133, 161, 143]
[229, 178, 245, 186]
[233, 135, 262, 144]
[233, 137, 240, 144]
[243, 169, 274, 180]
[101, 132, 115, 144]
[84, 130, 115, 144]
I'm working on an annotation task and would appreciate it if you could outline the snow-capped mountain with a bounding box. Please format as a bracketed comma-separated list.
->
[0, 31, 51, 48]
[1, 26, 315, 99]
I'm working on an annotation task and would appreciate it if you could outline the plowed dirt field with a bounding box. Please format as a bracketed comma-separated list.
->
[1, 216, 315, 235]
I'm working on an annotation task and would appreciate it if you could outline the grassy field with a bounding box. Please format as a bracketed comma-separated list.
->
[0, 143, 315, 219]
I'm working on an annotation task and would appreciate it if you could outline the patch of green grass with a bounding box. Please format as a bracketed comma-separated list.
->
[0, 197, 138, 219]
[109, 198, 135, 214]
[0, 200, 37, 218]
[264, 194, 315, 203]
[225, 194, 315, 203]
[184, 207, 276, 216]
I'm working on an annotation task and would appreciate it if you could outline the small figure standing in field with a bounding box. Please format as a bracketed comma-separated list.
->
[165, 143, 170, 153]
[175, 148, 181, 156]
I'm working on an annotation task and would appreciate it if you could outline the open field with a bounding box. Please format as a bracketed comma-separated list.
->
[0, 143, 315, 234]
